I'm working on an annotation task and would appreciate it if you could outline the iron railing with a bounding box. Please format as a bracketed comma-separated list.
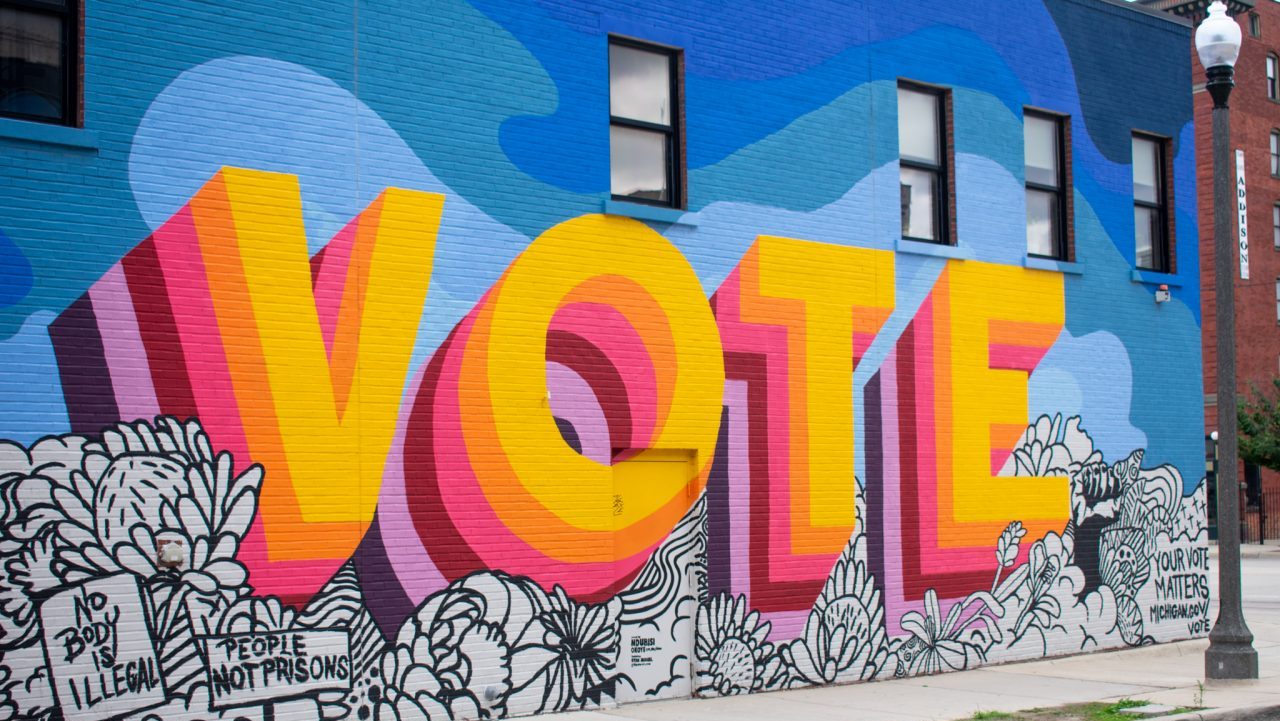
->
[1241, 489, 1279, 543]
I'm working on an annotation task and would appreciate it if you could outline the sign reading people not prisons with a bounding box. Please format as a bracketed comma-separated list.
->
[200, 630, 351, 708]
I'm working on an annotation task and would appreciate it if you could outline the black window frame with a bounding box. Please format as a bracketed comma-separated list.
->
[1132, 131, 1171, 273]
[1269, 54, 1279, 102]
[1272, 130, 1280, 177]
[1250, 12, 1262, 37]
[897, 79, 951, 245]
[1273, 203, 1280, 250]
[1023, 108, 1069, 261]
[607, 35, 683, 209]
[0, 0, 78, 127]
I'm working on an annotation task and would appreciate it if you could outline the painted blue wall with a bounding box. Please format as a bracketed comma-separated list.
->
[0, 0, 1201, 479]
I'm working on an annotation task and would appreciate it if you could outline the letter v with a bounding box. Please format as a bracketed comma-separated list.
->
[187, 167, 441, 560]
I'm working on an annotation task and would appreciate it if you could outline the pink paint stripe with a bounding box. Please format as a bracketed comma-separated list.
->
[313, 220, 359, 356]
[876, 348, 929, 635]
[989, 343, 1049, 372]
[434, 314, 652, 596]
[375, 362, 447, 606]
[912, 299, 999, 577]
[88, 264, 161, 422]
[763, 610, 809, 643]
[547, 361, 611, 463]
[151, 207, 252, 467]
[717, 270, 831, 586]
[725, 379, 751, 599]
[150, 207, 340, 597]
[235, 520, 344, 599]
[551, 302, 658, 447]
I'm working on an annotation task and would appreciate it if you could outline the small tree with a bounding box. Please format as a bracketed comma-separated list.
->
[1237, 378, 1280, 472]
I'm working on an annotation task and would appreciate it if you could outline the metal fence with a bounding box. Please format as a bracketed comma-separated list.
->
[1241, 489, 1280, 544]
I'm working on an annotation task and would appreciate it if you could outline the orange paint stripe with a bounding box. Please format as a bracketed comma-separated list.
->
[989, 319, 1061, 348]
[461, 275, 701, 561]
[330, 198, 382, 415]
[189, 171, 362, 560]
[563, 274, 675, 446]
[737, 245, 860, 556]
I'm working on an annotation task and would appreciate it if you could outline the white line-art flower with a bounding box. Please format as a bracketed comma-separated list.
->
[785, 536, 889, 685]
[695, 593, 780, 695]
[895, 588, 1003, 677]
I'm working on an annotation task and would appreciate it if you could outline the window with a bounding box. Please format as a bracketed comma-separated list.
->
[1272, 130, 1280, 176]
[0, 0, 76, 125]
[1269, 54, 1279, 101]
[1275, 277, 1280, 323]
[1132, 133, 1170, 272]
[898, 82, 951, 244]
[1025, 110, 1069, 259]
[1251, 13, 1262, 37]
[1273, 203, 1280, 249]
[609, 38, 681, 207]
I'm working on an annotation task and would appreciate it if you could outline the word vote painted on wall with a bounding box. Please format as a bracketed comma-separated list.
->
[55, 168, 1068, 612]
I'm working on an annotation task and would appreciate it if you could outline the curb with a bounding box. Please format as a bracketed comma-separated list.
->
[1146, 704, 1280, 721]
[1208, 546, 1280, 560]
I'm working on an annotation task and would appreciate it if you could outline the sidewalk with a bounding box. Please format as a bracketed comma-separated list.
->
[540, 549, 1280, 721]
[1223, 539, 1280, 560]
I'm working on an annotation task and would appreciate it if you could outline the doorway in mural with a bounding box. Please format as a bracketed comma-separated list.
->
[613, 451, 698, 704]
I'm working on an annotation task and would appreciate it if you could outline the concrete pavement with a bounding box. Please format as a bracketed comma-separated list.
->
[539, 546, 1280, 721]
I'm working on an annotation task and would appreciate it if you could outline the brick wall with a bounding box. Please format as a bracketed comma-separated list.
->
[0, 1, 1211, 719]
[1196, 2, 1280, 506]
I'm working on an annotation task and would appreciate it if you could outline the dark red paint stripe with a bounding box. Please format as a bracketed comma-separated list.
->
[546, 329, 633, 449]
[121, 238, 198, 419]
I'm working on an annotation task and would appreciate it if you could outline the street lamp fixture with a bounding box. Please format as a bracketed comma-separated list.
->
[1196, 0, 1258, 681]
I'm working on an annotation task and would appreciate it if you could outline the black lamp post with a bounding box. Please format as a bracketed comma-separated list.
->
[1197, 0, 1259, 681]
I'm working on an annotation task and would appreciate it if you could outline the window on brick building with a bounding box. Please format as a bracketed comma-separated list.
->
[1275, 278, 1280, 322]
[1250, 13, 1262, 37]
[898, 81, 952, 244]
[0, 0, 76, 125]
[1272, 131, 1280, 176]
[1273, 204, 1280, 249]
[609, 37, 682, 208]
[1024, 109, 1069, 260]
[1132, 133, 1170, 272]
[1269, 54, 1279, 100]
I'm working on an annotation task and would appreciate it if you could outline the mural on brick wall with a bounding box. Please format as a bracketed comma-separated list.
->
[0, 1, 1207, 720]
[0, 168, 1208, 721]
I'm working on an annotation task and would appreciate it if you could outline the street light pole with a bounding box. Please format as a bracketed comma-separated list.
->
[1197, 0, 1259, 681]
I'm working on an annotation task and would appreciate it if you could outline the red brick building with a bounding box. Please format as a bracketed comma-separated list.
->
[1146, 0, 1280, 536]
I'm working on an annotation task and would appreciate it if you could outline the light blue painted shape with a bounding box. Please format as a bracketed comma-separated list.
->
[603, 199, 694, 225]
[127, 55, 533, 381]
[896, 239, 973, 260]
[1029, 328, 1149, 462]
[0, 312, 69, 443]
[1025, 257, 1084, 275]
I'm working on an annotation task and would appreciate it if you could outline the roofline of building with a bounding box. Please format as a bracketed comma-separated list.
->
[1136, 0, 1254, 22]
[1057, 0, 1194, 30]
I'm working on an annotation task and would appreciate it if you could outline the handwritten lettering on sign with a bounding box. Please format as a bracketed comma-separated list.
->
[200, 630, 351, 708]
[39, 574, 165, 721]
[1149, 543, 1211, 635]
